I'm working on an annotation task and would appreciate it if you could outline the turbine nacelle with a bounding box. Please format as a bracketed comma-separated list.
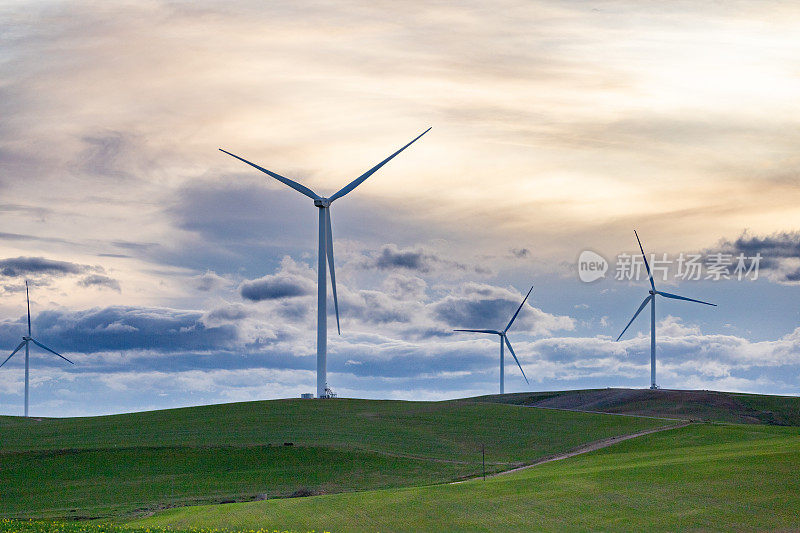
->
[314, 198, 331, 208]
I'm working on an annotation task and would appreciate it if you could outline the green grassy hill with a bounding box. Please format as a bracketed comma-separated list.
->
[128, 422, 800, 532]
[0, 398, 670, 520]
[475, 388, 800, 425]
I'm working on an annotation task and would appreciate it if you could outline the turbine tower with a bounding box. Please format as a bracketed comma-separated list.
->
[454, 285, 533, 394]
[616, 230, 716, 389]
[1, 281, 74, 417]
[220, 128, 431, 398]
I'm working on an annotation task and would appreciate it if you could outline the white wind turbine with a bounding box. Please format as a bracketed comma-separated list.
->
[616, 230, 716, 389]
[454, 286, 533, 394]
[220, 128, 431, 398]
[1, 281, 74, 417]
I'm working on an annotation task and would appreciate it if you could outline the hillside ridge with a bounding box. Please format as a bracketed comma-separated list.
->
[472, 387, 800, 426]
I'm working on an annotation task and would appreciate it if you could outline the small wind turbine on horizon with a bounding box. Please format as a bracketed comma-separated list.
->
[220, 128, 431, 398]
[1, 281, 74, 417]
[454, 286, 533, 394]
[616, 230, 716, 390]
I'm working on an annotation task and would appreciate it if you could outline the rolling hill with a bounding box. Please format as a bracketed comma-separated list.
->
[474, 387, 800, 425]
[128, 422, 800, 532]
[2, 388, 798, 530]
[0, 397, 670, 519]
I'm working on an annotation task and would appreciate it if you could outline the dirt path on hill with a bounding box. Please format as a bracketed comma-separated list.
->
[451, 421, 691, 483]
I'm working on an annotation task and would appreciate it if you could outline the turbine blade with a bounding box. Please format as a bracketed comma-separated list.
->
[504, 285, 534, 333]
[658, 291, 716, 306]
[503, 337, 529, 384]
[219, 149, 320, 200]
[325, 209, 341, 335]
[453, 329, 501, 335]
[328, 127, 431, 202]
[30, 339, 74, 365]
[26, 280, 31, 336]
[0, 341, 27, 368]
[616, 295, 653, 341]
[634, 230, 656, 291]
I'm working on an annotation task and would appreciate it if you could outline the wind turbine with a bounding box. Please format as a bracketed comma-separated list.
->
[454, 286, 533, 394]
[1, 281, 74, 417]
[220, 128, 431, 398]
[616, 230, 716, 389]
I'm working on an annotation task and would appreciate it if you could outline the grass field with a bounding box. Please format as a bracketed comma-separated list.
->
[0, 519, 301, 533]
[128, 423, 800, 532]
[0, 398, 670, 519]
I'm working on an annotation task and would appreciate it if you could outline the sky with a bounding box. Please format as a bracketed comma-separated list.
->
[2, 0, 800, 416]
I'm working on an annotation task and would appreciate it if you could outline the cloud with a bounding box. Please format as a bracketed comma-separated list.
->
[0, 231, 72, 245]
[449, 318, 798, 394]
[374, 245, 433, 271]
[339, 289, 419, 325]
[205, 304, 250, 323]
[239, 257, 316, 301]
[382, 273, 427, 301]
[73, 131, 149, 182]
[0, 256, 95, 278]
[656, 315, 701, 337]
[366, 244, 492, 276]
[431, 282, 575, 336]
[712, 231, 800, 284]
[6, 308, 800, 417]
[194, 270, 231, 292]
[241, 276, 314, 301]
[78, 274, 121, 292]
[0, 305, 239, 354]
[232, 257, 574, 341]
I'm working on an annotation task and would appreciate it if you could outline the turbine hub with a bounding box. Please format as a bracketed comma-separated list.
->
[314, 198, 331, 208]
[22, 336, 30, 341]
[649, 290, 656, 295]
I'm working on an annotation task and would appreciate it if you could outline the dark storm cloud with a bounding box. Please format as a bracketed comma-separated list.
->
[240, 273, 315, 301]
[718, 231, 800, 263]
[0, 306, 238, 354]
[710, 231, 800, 283]
[429, 283, 574, 335]
[78, 274, 121, 292]
[369, 244, 492, 275]
[0, 256, 95, 278]
[432, 294, 520, 329]
[375, 246, 431, 271]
